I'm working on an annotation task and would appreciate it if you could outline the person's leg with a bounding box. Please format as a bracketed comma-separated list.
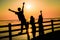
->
[25, 23, 27, 33]
[21, 24, 23, 33]
[33, 31, 35, 37]
[18, 23, 23, 34]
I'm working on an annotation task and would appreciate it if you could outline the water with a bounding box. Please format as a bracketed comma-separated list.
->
[0, 18, 60, 40]
[0, 20, 27, 40]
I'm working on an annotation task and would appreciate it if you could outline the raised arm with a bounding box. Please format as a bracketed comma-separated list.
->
[22, 2, 25, 12]
[8, 9, 16, 13]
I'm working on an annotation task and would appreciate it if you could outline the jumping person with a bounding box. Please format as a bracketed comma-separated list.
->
[9, 2, 26, 34]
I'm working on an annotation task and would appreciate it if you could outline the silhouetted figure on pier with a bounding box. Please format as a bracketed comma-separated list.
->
[38, 10, 44, 40]
[9, 2, 26, 34]
[30, 16, 36, 39]
[38, 10, 43, 23]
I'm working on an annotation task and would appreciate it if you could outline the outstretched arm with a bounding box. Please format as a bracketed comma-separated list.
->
[8, 9, 16, 13]
[22, 2, 25, 12]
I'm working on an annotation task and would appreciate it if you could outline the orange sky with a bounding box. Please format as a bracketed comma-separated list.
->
[0, 0, 60, 20]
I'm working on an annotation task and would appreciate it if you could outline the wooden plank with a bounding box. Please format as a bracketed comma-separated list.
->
[53, 20, 60, 22]
[44, 28, 52, 31]
[0, 28, 26, 33]
[0, 24, 21, 28]
[0, 32, 27, 39]
[43, 24, 51, 27]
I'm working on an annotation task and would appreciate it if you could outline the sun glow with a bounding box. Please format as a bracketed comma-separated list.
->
[26, 4, 32, 9]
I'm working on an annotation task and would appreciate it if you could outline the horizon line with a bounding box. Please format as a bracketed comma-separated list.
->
[0, 18, 60, 21]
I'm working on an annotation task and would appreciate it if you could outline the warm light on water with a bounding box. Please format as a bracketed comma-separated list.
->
[0, 19, 60, 40]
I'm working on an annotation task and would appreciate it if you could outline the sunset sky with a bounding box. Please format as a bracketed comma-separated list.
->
[0, 0, 60, 20]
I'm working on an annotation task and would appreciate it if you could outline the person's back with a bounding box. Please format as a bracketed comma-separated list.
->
[16, 11, 26, 24]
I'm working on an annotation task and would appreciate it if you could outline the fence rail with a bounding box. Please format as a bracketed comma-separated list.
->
[0, 19, 60, 40]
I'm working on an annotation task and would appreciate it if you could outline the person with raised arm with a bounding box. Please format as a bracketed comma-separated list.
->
[9, 2, 27, 34]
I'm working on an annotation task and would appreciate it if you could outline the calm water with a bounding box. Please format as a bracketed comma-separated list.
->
[0, 20, 27, 40]
[0, 18, 60, 40]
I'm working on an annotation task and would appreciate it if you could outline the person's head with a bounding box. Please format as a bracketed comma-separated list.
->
[18, 7, 21, 11]
[23, 2, 25, 5]
[30, 16, 34, 19]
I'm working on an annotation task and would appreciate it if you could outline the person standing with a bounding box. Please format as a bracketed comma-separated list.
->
[30, 16, 36, 38]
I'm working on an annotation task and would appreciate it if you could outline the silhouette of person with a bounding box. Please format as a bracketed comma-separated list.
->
[38, 10, 43, 23]
[9, 2, 26, 34]
[30, 16, 36, 38]
[38, 10, 44, 40]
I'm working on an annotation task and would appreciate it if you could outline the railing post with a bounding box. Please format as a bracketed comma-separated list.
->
[8, 23, 12, 40]
[51, 20, 54, 33]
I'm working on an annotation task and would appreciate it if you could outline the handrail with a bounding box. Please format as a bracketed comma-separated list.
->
[0, 19, 60, 40]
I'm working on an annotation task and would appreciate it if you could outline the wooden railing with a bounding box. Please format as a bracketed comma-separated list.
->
[0, 19, 60, 40]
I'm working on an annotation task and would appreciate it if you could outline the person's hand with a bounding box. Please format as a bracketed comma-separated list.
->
[23, 2, 25, 5]
[8, 9, 11, 11]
